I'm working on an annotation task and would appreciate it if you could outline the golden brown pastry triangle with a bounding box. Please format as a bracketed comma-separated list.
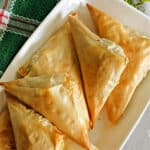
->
[0, 107, 16, 150]
[1, 74, 90, 148]
[69, 14, 127, 125]
[0, 96, 96, 150]
[87, 3, 150, 123]
[18, 22, 80, 78]
[8, 96, 64, 150]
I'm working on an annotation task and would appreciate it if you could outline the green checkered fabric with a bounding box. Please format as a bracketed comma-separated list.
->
[0, 0, 59, 77]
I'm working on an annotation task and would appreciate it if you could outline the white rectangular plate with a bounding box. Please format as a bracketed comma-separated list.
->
[1, 0, 150, 149]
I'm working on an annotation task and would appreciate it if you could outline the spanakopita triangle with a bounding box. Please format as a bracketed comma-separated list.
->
[69, 14, 128, 125]
[18, 22, 80, 78]
[7, 96, 98, 150]
[2, 74, 90, 148]
[8, 96, 64, 150]
[87, 3, 150, 123]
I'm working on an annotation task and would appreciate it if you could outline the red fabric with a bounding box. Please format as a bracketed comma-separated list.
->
[0, 10, 9, 19]
[0, 9, 10, 30]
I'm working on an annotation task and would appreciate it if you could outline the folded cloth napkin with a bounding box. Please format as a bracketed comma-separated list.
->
[0, 0, 59, 77]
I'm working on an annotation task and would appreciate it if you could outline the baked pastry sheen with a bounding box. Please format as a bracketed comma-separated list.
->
[69, 14, 127, 125]
[87, 3, 150, 123]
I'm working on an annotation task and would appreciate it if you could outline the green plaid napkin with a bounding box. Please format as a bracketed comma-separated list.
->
[0, 0, 59, 77]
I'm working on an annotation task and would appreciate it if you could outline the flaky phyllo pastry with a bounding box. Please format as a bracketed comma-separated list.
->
[6, 96, 97, 150]
[0, 107, 15, 150]
[8, 97, 64, 150]
[18, 22, 80, 78]
[69, 14, 128, 125]
[2, 74, 90, 148]
[0, 20, 95, 150]
[87, 4, 150, 123]
[4, 22, 90, 148]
